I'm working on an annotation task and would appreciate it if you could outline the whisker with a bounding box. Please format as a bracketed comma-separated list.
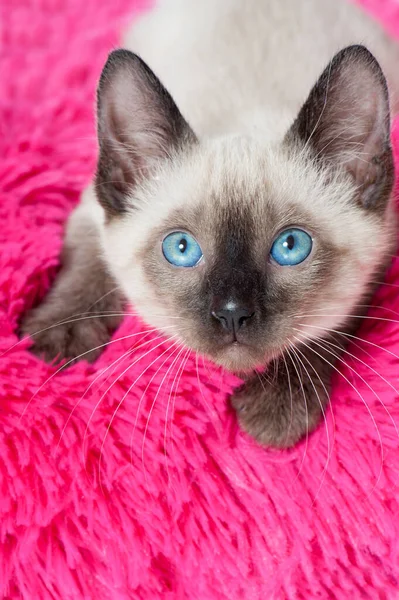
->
[318, 330, 375, 363]
[98, 338, 183, 493]
[292, 335, 384, 496]
[19, 327, 173, 424]
[370, 280, 399, 288]
[195, 353, 224, 427]
[164, 347, 191, 487]
[290, 344, 335, 504]
[83, 333, 181, 470]
[273, 357, 279, 385]
[294, 313, 399, 325]
[84, 285, 122, 312]
[186, 353, 226, 415]
[3, 311, 183, 357]
[169, 349, 192, 456]
[200, 355, 219, 386]
[255, 370, 268, 395]
[171, 349, 192, 435]
[296, 323, 399, 364]
[281, 353, 294, 448]
[285, 347, 310, 483]
[141, 343, 187, 481]
[295, 302, 399, 318]
[299, 333, 399, 443]
[56, 330, 156, 451]
[128, 335, 185, 447]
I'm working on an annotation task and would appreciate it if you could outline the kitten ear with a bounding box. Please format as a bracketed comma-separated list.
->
[95, 49, 196, 216]
[286, 45, 394, 211]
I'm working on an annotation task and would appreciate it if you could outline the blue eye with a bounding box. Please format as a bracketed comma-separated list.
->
[270, 228, 313, 266]
[162, 231, 203, 267]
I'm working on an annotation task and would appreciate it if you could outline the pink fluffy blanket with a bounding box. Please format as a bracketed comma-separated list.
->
[2, 0, 399, 597]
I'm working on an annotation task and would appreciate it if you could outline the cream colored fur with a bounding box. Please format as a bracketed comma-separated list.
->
[123, 0, 399, 136]
[80, 0, 399, 365]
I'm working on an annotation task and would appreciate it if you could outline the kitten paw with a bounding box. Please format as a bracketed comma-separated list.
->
[20, 306, 121, 365]
[231, 365, 328, 448]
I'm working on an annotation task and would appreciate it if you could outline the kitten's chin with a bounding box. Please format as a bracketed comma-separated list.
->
[206, 343, 268, 373]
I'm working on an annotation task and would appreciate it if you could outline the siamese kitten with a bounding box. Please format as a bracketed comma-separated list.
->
[21, 0, 399, 447]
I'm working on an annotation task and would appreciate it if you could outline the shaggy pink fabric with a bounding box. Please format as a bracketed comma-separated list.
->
[2, 0, 399, 597]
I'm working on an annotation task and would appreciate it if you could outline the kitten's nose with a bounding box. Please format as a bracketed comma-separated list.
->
[211, 300, 255, 334]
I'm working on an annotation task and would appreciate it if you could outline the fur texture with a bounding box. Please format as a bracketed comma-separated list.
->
[124, 0, 399, 132]
[3, 0, 399, 597]
[21, 0, 399, 445]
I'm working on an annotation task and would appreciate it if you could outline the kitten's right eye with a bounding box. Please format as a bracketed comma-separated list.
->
[162, 231, 203, 267]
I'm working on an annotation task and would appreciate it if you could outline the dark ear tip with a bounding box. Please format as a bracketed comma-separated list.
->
[332, 44, 387, 83]
[100, 49, 142, 80]
[336, 44, 375, 61]
[98, 49, 157, 101]
[104, 48, 140, 66]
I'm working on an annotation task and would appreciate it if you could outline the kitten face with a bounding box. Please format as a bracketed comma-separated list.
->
[96, 48, 394, 372]
[101, 137, 392, 371]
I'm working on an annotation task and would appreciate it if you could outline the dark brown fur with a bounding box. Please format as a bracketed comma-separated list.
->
[21, 214, 124, 364]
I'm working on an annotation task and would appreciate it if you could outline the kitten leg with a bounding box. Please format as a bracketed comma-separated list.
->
[230, 345, 334, 448]
[20, 186, 125, 364]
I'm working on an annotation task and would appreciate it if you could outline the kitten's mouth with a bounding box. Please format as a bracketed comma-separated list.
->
[209, 340, 267, 372]
[177, 326, 270, 371]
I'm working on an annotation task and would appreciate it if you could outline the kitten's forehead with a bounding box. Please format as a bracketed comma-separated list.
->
[151, 135, 353, 226]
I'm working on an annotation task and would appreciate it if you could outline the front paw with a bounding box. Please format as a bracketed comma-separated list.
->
[231, 370, 327, 448]
[20, 306, 119, 365]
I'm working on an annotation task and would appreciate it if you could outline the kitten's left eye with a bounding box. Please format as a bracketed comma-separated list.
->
[162, 231, 203, 267]
[270, 228, 313, 266]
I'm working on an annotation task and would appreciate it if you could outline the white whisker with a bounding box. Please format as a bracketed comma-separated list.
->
[3, 310, 183, 358]
[293, 334, 384, 496]
[194, 352, 221, 433]
[56, 330, 156, 451]
[97, 336, 183, 493]
[285, 347, 310, 483]
[299, 332, 399, 443]
[281, 353, 294, 448]
[141, 343, 186, 480]
[296, 323, 399, 364]
[164, 347, 191, 487]
[83, 333, 180, 468]
[19, 327, 173, 424]
[290, 343, 335, 504]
